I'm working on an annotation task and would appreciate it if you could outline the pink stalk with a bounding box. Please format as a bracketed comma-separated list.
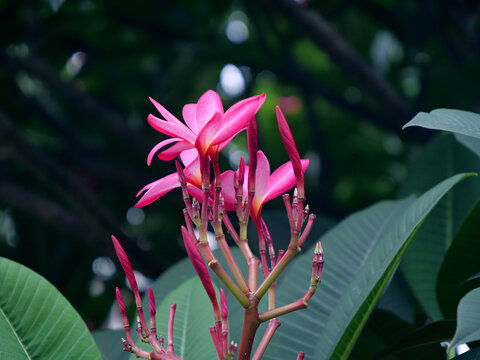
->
[261, 219, 276, 269]
[148, 287, 157, 339]
[167, 303, 176, 353]
[255, 224, 269, 279]
[298, 214, 316, 248]
[282, 194, 294, 230]
[176, 160, 193, 219]
[258, 242, 324, 322]
[112, 235, 150, 337]
[115, 287, 135, 346]
[235, 157, 245, 219]
[245, 118, 257, 223]
[183, 208, 196, 239]
[252, 318, 281, 360]
[220, 288, 229, 357]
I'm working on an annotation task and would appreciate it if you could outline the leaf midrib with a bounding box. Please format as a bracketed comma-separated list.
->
[0, 304, 32, 360]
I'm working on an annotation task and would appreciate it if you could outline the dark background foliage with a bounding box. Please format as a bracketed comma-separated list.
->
[1, 0, 479, 330]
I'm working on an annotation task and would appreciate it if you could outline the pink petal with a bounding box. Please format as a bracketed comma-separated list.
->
[149, 97, 183, 125]
[276, 106, 302, 180]
[253, 151, 270, 202]
[135, 173, 180, 207]
[195, 112, 222, 158]
[264, 158, 309, 202]
[180, 148, 199, 167]
[147, 138, 181, 166]
[148, 114, 196, 144]
[220, 170, 236, 210]
[184, 156, 202, 188]
[158, 140, 193, 161]
[182, 103, 198, 133]
[196, 90, 224, 129]
[213, 93, 266, 145]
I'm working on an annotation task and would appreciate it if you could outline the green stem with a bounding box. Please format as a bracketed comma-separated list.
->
[212, 219, 249, 293]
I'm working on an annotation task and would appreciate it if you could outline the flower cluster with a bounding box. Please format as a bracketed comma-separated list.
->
[112, 90, 324, 360]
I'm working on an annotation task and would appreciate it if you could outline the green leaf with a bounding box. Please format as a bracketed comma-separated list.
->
[93, 330, 129, 360]
[265, 196, 414, 359]
[437, 201, 480, 318]
[450, 288, 480, 350]
[263, 173, 472, 360]
[0, 257, 102, 359]
[375, 319, 455, 359]
[403, 109, 480, 138]
[129, 276, 217, 360]
[453, 346, 480, 360]
[455, 134, 480, 159]
[399, 134, 480, 320]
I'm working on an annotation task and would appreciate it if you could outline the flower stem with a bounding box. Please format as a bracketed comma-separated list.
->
[237, 297, 260, 360]
[252, 318, 281, 360]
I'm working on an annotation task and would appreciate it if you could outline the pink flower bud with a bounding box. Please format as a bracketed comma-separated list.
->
[276, 106, 304, 195]
[220, 288, 228, 320]
[297, 351, 305, 360]
[115, 287, 127, 319]
[247, 117, 258, 193]
[175, 159, 186, 188]
[148, 287, 156, 317]
[181, 226, 220, 320]
[111, 236, 139, 298]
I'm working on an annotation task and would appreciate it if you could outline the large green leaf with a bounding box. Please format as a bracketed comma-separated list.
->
[0, 257, 102, 359]
[93, 329, 128, 360]
[129, 276, 217, 360]
[450, 288, 480, 350]
[403, 109, 480, 138]
[399, 134, 480, 320]
[455, 134, 480, 160]
[262, 173, 472, 359]
[437, 201, 480, 318]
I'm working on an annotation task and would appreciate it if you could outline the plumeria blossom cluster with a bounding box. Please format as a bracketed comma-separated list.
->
[112, 90, 324, 360]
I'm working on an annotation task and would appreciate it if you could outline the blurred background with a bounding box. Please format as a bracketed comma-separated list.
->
[1, 0, 479, 330]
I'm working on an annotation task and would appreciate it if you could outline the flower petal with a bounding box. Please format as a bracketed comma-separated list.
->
[195, 112, 222, 158]
[264, 159, 309, 202]
[158, 140, 193, 161]
[196, 90, 224, 129]
[182, 103, 198, 133]
[136, 173, 180, 207]
[148, 114, 196, 143]
[147, 138, 181, 165]
[149, 97, 183, 125]
[253, 151, 270, 202]
[180, 148, 199, 167]
[184, 156, 202, 188]
[213, 93, 266, 146]
[220, 170, 236, 210]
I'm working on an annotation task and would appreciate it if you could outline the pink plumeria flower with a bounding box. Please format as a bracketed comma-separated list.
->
[222, 151, 309, 225]
[147, 90, 265, 162]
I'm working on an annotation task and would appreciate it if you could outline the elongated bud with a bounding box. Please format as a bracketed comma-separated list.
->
[148, 287, 156, 334]
[276, 106, 304, 197]
[297, 351, 305, 360]
[115, 287, 128, 325]
[312, 242, 324, 282]
[175, 159, 186, 187]
[220, 288, 228, 320]
[237, 157, 245, 188]
[181, 226, 220, 321]
[112, 236, 140, 304]
[247, 117, 258, 193]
